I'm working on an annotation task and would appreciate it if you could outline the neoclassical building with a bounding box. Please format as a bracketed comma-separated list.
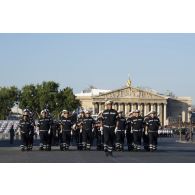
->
[76, 86, 192, 126]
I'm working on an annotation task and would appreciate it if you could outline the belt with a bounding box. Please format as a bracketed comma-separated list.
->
[132, 129, 142, 132]
[83, 129, 92, 131]
[104, 125, 115, 128]
[116, 130, 125, 132]
[39, 130, 49, 132]
[148, 131, 158, 133]
[21, 131, 29, 134]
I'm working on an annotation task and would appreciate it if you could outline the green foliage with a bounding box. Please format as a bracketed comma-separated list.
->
[0, 86, 19, 120]
[0, 81, 81, 119]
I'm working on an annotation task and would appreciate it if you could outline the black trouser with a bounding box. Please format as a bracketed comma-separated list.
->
[126, 131, 134, 150]
[39, 131, 50, 150]
[52, 130, 59, 146]
[96, 131, 104, 150]
[21, 133, 31, 149]
[29, 133, 34, 149]
[148, 131, 158, 150]
[82, 130, 93, 149]
[103, 126, 115, 153]
[143, 133, 149, 151]
[74, 129, 83, 150]
[133, 130, 142, 150]
[115, 131, 125, 149]
[61, 130, 71, 149]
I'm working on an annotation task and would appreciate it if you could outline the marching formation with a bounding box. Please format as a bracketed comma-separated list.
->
[18, 100, 161, 157]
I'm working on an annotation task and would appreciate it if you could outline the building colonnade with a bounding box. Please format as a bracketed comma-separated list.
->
[93, 102, 167, 126]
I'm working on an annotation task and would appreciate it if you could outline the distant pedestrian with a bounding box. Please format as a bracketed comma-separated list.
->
[9, 125, 15, 144]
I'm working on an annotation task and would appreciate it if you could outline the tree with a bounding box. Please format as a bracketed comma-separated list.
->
[0, 86, 19, 119]
[19, 84, 40, 112]
[37, 81, 59, 113]
[0, 81, 81, 119]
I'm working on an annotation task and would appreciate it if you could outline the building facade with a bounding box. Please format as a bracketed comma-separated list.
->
[76, 86, 192, 126]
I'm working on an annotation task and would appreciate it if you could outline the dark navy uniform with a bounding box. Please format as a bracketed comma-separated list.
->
[102, 109, 118, 155]
[115, 116, 126, 151]
[37, 117, 52, 151]
[75, 116, 84, 150]
[143, 116, 150, 151]
[131, 116, 144, 151]
[60, 116, 73, 151]
[51, 120, 60, 146]
[82, 116, 95, 150]
[94, 116, 104, 151]
[145, 116, 161, 151]
[126, 117, 134, 151]
[29, 116, 35, 150]
[19, 119, 34, 151]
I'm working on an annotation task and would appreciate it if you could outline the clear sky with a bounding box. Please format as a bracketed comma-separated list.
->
[0, 34, 194, 103]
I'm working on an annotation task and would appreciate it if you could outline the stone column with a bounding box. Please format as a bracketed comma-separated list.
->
[92, 103, 95, 114]
[129, 104, 131, 112]
[99, 103, 102, 112]
[151, 104, 154, 111]
[138, 103, 141, 111]
[118, 104, 121, 112]
[144, 104, 147, 116]
[188, 106, 192, 123]
[132, 104, 136, 111]
[125, 104, 128, 115]
[96, 103, 100, 114]
[115, 103, 118, 111]
[164, 104, 167, 126]
[157, 104, 160, 116]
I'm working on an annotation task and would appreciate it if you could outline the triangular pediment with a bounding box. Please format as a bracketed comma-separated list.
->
[94, 86, 167, 100]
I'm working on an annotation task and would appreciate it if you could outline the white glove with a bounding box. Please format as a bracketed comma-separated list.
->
[73, 124, 76, 130]
[48, 130, 51, 135]
[36, 130, 39, 136]
[100, 127, 103, 135]
[92, 128, 95, 133]
[71, 131, 73, 136]
[145, 131, 148, 136]
[115, 128, 118, 134]
[80, 128, 82, 133]
[131, 130, 133, 134]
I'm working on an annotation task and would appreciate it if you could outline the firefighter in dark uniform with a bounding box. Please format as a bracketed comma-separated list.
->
[60, 110, 73, 151]
[102, 100, 118, 157]
[47, 111, 54, 148]
[94, 112, 104, 151]
[131, 110, 144, 151]
[29, 111, 35, 151]
[126, 111, 134, 151]
[145, 111, 161, 152]
[115, 111, 126, 151]
[74, 111, 85, 150]
[82, 110, 95, 151]
[143, 113, 150, 151]
[51, 119, 60, 146]
[18, 110, 34, 151]
[37, 110, 52, 151]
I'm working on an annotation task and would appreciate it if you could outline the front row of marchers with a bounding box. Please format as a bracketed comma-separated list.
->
[18, 100, 161, 157]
